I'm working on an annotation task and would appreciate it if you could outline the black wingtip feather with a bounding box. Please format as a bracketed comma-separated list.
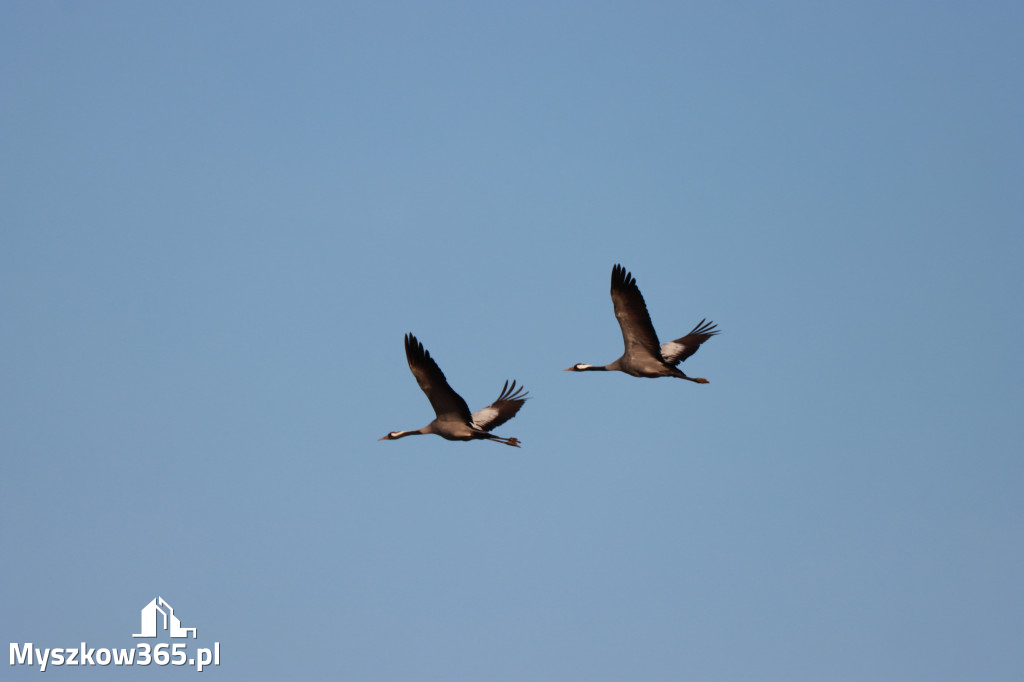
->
[404, 332, 438, 371]
[688, 319, 720, 337]
[611, 263, 637, 292]
[495, 379, 529, 403]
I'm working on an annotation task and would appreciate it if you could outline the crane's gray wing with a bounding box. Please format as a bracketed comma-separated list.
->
[404, 333, 472, 422]
[660, 319, 720, 366]
[471, 380, 528, 432]
[610, 264, 662, 361]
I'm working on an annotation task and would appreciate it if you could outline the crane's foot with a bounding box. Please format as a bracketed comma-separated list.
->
[693, 378, 709, 384]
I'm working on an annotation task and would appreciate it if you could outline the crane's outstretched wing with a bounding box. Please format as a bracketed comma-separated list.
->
[404, 333, 472, 422]
[660, 319, 720, 365]
[471, 380, 528, 432]
[610, 264, 662, 361]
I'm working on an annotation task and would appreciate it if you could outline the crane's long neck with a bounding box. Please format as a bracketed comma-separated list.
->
[391, 427, 429, 439]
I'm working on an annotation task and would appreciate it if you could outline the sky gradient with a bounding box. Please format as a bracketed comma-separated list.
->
[2, 2, 1022, 680]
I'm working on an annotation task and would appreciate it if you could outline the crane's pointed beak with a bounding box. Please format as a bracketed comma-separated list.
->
[377, 436, 388, 441]
[562, 366, 574, 371]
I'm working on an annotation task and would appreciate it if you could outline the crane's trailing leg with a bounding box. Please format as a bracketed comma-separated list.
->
[484, 434, 521, 447]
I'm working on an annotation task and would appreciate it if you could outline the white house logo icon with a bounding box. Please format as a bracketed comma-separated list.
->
[132, 597, 197, 638]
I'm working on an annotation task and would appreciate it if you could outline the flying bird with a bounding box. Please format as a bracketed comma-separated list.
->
[379, 333, 527, 447]
[565, 264, 719, 382]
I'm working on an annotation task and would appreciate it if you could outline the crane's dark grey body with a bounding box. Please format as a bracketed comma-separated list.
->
[380, 333, 527, 447]
[566, 264, 719, 383]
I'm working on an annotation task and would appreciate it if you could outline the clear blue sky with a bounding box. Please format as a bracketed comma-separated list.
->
[2, 2, 1022, 680]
